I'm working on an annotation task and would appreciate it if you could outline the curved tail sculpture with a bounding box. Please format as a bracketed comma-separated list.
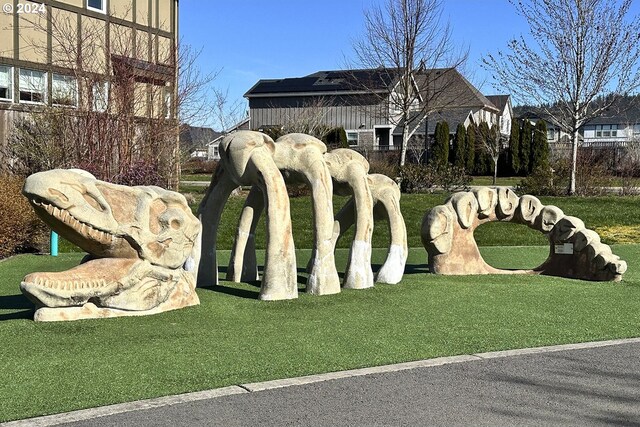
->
[422, 187, 627, 281]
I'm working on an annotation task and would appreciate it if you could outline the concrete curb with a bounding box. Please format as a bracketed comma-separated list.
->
[4, 337, 640, 426]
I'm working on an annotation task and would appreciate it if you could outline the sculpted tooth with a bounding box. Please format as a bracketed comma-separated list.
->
[73, 280, 79, 290]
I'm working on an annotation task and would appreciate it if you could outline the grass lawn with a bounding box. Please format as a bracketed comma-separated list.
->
[1, 244, 640, 422]
[470, 176, 523, 187]
[181, 173, 213, 182]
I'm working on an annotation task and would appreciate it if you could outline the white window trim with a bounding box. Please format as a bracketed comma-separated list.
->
[87, 0, 106, 14]
[346, 130, 359, 146]
[51, 73, 78, 108]
[18, 68, 47, 105]
[0, 65, 12, 102]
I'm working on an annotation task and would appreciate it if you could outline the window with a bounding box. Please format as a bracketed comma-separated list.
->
[19, 68, 46, 103]
[87, 0, 106, 13]
[595, 124, 618, 138]
[346, 131, 359, 146]
[0, 66, 12, 101]
[52, 74, 77, 106]
[92, 82, 109, 112]
[547, 128, 555, 141]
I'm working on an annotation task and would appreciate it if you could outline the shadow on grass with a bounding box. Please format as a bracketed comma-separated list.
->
[201, 284, 260, 300]
[402, 263, 430, 275]
[0, 294, 34, 321]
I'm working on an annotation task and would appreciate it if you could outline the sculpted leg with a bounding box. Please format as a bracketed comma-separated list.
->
[197, 165, 237, 287]
[342, 163, 374, 289]
[227, 186, 262, 282]
[273, 133, 340, 295]
[374, 186, 408, 285]
[304, 160, 341, 295]
[250, 151, 298, 300]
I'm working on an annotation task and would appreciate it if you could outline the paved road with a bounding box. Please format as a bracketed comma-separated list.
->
[22, 340, 638, 427]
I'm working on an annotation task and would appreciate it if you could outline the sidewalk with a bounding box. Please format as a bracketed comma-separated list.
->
[5, 337, 640, 427]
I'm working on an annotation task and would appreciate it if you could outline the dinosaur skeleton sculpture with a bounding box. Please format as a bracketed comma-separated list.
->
[422, 187, 627, 281]
[21, 169, 201, 321]
[198, 131, 299, 300]
[200, 131, 408, 299]
[332, 173, 407, 285]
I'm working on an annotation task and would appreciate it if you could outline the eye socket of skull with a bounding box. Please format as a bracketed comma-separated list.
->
[149, 199, 169, 235]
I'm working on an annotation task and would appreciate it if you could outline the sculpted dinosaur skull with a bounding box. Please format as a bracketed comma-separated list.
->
[21, 169, 201, 321]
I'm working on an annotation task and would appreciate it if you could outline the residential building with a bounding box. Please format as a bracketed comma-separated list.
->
[0, 0, 179, 171]
[485, 95, 513, 137]
[245, 67, 509, 152]
[518, 99, 640, 163]
[206, 116, 250, 161]
[179, 125, 219, 159]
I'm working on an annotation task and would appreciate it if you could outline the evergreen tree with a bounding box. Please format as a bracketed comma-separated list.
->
[465, 123, 476, 173]
[519, 119, 533, 175]
[508, 118, 521, 175]
[475, 122, 492, 175]
[431, 121, 450, 169]
[531, 120, 550, 172]
[452, 123, 467, 169]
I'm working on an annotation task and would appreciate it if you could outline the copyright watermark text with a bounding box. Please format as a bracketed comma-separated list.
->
[3, 3, 46, 14]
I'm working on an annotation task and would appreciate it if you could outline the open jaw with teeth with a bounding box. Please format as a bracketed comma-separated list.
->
[21, 258, 199, 321]
[32, 198, 116, 247]
[21, 169, 201, 321]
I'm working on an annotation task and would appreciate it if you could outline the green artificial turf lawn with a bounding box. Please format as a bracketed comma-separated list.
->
[1, 245, 640, 422]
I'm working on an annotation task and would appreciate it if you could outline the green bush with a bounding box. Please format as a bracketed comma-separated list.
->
[0, 176, 49, 259]
[399, 163, 470, 193]
[324, 127, 348, 149]
[181, 159, 218, 175]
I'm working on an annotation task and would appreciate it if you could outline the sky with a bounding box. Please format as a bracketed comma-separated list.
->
[178, 0, 638, 129]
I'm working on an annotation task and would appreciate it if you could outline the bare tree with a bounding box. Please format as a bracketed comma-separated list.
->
[484, 0, 640, 194]
[477, 122, 507, 185]
[351, 0, 467, 166]
[7, 8, 216, 189]
[211, 87, 247, 133]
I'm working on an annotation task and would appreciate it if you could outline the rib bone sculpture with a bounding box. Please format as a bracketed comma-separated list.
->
[198, 131, 408, 300]
[21, 169, 201, 321]
[421, 187, 627, 281]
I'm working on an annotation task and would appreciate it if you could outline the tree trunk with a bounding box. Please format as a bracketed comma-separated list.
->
[399, 120, 409, 167]
[569, 127, 579, 195]
[493, 157, 498, 185]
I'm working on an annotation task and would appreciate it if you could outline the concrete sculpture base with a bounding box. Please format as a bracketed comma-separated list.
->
[422, 187, 626, 281]
[21, 169, 201, 321]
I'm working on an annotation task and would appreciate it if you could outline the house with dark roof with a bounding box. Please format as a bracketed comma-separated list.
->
[516, 97, 640, 157]
[486, 95, 513, 137]
[245, 67, 508, 151]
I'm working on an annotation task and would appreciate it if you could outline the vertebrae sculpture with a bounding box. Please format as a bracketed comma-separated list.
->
[199, 131, 408, 300]
[422, 187, 627, 281]
[21, 169, 201, 321]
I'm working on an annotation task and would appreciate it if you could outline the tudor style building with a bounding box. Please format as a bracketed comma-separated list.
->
[0, 0, 179, 159]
